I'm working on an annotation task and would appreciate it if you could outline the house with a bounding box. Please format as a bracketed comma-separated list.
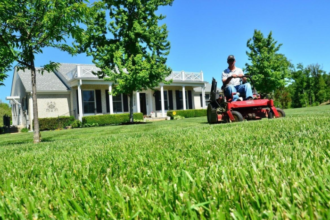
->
[7, 63, 213, 130]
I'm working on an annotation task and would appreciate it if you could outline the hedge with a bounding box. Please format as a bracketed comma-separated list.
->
[167, 109, 207, 119]
[82, 113, 143, 126]
[34, 116, 75, 131]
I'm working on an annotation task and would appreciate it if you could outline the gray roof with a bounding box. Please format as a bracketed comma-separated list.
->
[17, 63, 207, 92]
[194, 82, 211, 92]
[193, 82, 222, 93]
[55, 63, 77, 82]
[55, 63, 101, 81]
[18, 68, 69, 92]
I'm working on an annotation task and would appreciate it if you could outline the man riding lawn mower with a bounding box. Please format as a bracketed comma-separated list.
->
[206, 75, 285, 123]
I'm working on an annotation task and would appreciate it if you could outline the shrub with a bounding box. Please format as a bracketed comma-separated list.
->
[71, 120, 82, 128]
[0, 103, 12, 126]
[34, 116, 75, 131]
[82, 113, 143, 126]
[173, 115, 185, 120]
[83, 123, 99, 127]
[21, 128, 29, 133]
[0, 127, 4, 134]
[167, 109, 207, 119]
[313, 102, 320, 106]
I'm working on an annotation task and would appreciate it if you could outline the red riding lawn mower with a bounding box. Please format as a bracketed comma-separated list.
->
[207, 75, 285, 123]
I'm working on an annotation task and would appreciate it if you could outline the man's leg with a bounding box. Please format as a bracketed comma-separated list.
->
[237, 83, 253, 100]
[225, 85, 239, 101]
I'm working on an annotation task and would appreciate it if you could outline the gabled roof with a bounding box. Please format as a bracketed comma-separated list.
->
[16, 63, 207, 92]
[193, 82, 222, 93]
[17, 68, 69, 92]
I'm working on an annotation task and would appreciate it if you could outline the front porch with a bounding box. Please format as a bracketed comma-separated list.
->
[72, 83, 207, 120]
[66, 65, 207, 120]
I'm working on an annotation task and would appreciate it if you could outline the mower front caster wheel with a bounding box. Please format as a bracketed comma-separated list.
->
[268, 108, 286, 119]
[230, 111, 244, 122]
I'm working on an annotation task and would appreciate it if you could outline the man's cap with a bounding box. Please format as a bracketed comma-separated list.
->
[227, 55, 235, 61]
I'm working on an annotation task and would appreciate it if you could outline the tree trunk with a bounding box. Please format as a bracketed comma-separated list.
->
[31, 65, 41, 143]
[129, 91, 134, 123]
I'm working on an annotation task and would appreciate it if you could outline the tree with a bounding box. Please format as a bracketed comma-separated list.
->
[245, 30, 291, 94]
[290, 64, 308, 108]
[275, 86, 291, 109]
[306, 64, 327, 104]
[324, 73, 330, 103]
[0, 102, 11, 126]
[81, 0, 173, 122]
[0, 47, 14, 86]
[0, 0, 89, 143]
[287, 63, 329, 107]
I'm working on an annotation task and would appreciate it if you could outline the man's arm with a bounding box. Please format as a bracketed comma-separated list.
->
[222, 76, 233, 85]
[240, 69, 247, 83]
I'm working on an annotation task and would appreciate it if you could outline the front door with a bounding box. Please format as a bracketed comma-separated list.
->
[139, 93, 147, 115]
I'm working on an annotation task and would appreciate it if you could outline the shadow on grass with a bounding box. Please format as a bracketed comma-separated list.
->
[40, 138, 56, 143]
[0, 140, 32, 146]
[0, 137, 57, 147]
[121, 122, 153, 126]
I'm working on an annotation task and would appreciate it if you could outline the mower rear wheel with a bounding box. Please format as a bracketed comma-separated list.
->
[231, 111, 244, 122]
[207, 104, 218, 124]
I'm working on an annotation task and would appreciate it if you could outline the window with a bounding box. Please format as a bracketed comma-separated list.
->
[83, 90, 95, 114]
[186, 91, 189, 109]
[177, 91, 189, 109]
[200, 94, 210, 107]
[113, 94, 122, 112]
[158, 91, 169, 110]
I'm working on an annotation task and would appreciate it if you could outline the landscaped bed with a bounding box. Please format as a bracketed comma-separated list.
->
[0, 105, 330, 219]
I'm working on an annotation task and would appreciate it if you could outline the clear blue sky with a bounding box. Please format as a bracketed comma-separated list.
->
[1, 0, 330, 104]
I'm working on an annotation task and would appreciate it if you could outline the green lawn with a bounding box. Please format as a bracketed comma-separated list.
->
[1, 105, 330, 219]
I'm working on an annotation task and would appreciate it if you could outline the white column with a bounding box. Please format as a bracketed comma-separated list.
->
[70, 90, 74, 116]
[78, 80, 83, 121]
[109, 84, 113, 114]
[29, 94, 33, 131]
[202, 85, 206, 108]
[161, 84, 165, 117]
[148, 90, 153, 115]
[182, 86, 186, 110]
[77, 65, 81, 77]
[19, 104, 22, 126]
[136, 91, 140, 113]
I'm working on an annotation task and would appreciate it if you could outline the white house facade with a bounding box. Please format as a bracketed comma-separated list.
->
[7, 63, 213, 130]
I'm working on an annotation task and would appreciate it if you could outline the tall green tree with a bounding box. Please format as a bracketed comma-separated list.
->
[81, 0, 173, 122]
[274, 86, 291, 109]
[0, 102, 11, 126]
[288, 63, 328, 107]
[0, 47, 14, 86]
[245, 30, 291, 94]
[324, 73, 330, 103]
[307, 64, 326, 104]
[0, 0, 89, 143]
[290, 64, 308, 107]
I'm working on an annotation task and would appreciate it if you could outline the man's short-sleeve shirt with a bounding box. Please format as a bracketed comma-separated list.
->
[222, 67, 244, 87]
